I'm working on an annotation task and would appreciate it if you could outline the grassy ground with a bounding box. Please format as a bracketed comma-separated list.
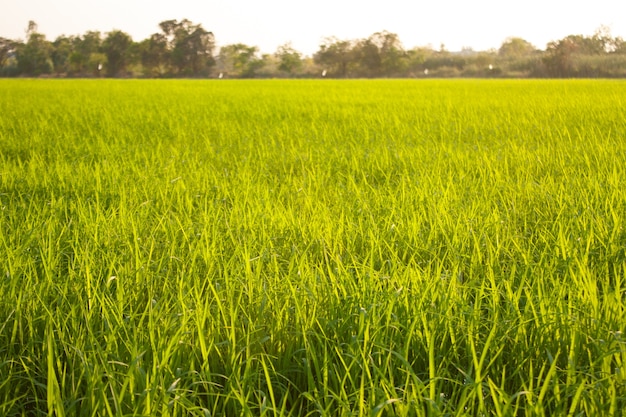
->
[0, 79, 625, 416]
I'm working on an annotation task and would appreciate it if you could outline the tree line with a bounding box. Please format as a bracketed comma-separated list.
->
[2, 20, 626, 78]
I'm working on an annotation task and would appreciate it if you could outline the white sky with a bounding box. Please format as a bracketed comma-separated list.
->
[1, 0, 624, 55]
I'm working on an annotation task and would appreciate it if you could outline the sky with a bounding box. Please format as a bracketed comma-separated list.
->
[1, 0, 625, 55]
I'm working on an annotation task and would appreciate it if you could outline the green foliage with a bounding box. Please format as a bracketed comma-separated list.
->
[159, 19, 215, 76]
[50, 36, 74, 75]
[218, 43, 264, 78]
[0, 37, 16, 68]
[15, 22, 53, 76]
[314, 37, 355, 77]
[542, 28, 626, 77]
[102, 30, 133, 77]
[275, 43, 302, 75]
[355, 31, 407, 77]
[498, 37, 536, 58]
[0, 79, 625, 416]
[140, 33, 169, 77]
[66, 31, 104, 76]
[3, 22, 626, 78]
[314, 33, 408, 78]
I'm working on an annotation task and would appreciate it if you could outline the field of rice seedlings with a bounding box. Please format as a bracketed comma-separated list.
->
[0, 79, 625, 416]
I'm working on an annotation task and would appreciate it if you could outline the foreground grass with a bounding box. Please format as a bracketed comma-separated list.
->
[0, 79, 625, 416]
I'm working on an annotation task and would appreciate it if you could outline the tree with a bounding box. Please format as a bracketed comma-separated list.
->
[275, 43, 302, 75]
[68, 31, 102, 75]
[140, 33, 169, 76]
[591, 25, 619, 53]
[159, 19, 215, 76]
[0, 37, 16, 68]
[498, 37, 535, 58]
[51, 35, 74, 75]
[16, 21, 53, 76]
[613, 38, 626, 54]
[543, 37, 578, 77]
[314, 37, 355, 77]
[218, 43, 263, 77]
[406, 46, 434, 75]
[543, 34, 605, 77]
[352, 31, 406, 77]
[370, 31, 406, 75]
[102, 30, 132, 76]
[354, 37, 382, 76]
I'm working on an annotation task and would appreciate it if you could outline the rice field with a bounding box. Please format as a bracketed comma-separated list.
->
[0, 79, 625, 416]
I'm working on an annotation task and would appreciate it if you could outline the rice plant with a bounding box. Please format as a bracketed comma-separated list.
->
[0, 79, 624, 416]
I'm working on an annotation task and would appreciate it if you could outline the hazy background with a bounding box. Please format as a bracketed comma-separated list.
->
[1, 0, 624, 53]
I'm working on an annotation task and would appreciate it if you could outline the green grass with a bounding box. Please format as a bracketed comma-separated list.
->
[0, 79, 625, 416]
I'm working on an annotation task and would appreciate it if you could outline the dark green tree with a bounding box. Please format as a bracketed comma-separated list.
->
[314, 37, 355, 77]
[51, 35, 74, 75]
[275, 43, 302, 75]
[498, 37, 535, 58]
[102, 30, 133, 76]
[140, 33, 169, 76]
[218, 43, 263, 77]
[68, 31, 102, 75]
[16, 21, 53, 76]
[159, 19, 215, 76]
[590, 26, 619, 53]
[0, 37, 16, 69]
[613, 38, 626, 54]
[543, 35, 603, 77]
[405, 46, 434, 75]
[379, 32, 407, 75]
[354, 37, 382, 76]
